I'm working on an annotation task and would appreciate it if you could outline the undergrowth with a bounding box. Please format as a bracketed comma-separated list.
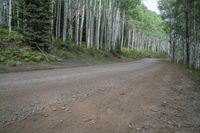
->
[120, 48, 167, 59]
[0, 46, 168, 66]
[0, 25, 23, 48]
[0, 27, 167, 67]
[0, 46, 43, 66]
[50, 46, 121, 64]
[180, 64, 200, 82]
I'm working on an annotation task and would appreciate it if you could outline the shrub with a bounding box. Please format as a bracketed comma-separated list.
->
[0, 25, 23, 48]
[0, 46, 43, 66]
[121, 48, 167, 59]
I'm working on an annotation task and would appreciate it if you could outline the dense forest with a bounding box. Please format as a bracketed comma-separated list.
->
[0, 0, 168, 61]
[159, 0, 200, 69]
[0, 0, 167, 48]
[0, 0, 199, 70]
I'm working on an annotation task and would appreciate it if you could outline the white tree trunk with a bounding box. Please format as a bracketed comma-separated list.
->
[55, 0, 61, 39]
[8, 0, 12, 33]
[131, 29, 134, 49]
[121, 11, 125, 48]
[75, 0, 80, 46]
[63, 0, 68, 43]
[80, 3, 85, 46]
[51, 0, 55, 39]
[58, 0, 61, 38]
[86, 0, 91, 48]
[68, 0, 73, 40]
[95, 0, 101, 50]
[128, 29, 131, 49]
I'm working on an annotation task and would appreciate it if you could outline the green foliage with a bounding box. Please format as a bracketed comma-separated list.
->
[127, 3, 166, 38]
[179, 64, 200, 86]
[52, 39, 64, 49]
[0, 39, 167, 67]
[0, 46, 43, 66]
[119, 0, 141, 11]
[121, 48, 167, 59]
[0, 25, 23, 46]
[187, 69, 200, 82]
[159, 0, 200, 69]
[22, 0, 52, 51]
[0, 0, 169, 68]
[50, 43, 167, 65]
[50, 44, 122, 64]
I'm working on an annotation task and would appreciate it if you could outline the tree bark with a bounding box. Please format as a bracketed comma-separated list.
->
[185, 0, 190, 66]
[63, 0, 68, 43]
[8, 0, 12, 33]
[80, 2, 85, 46]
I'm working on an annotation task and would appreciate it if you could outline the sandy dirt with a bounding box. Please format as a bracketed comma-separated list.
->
[0, 59, 200, 133]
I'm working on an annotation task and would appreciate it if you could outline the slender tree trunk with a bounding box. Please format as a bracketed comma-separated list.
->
[107, 0, 112, 50]
[75, 0, 80, 46]
[128, 29, 131, 49]
[51, 0, 55, 40]
[68, 0, 73, 40]
[100, 6, 105, 49]
[90, 0, 96, 48]
[131, 29, 134, 49]
[86, 0, 90, 48]
[171, 33, 176, 63]
[80, 2, 85, 46]
[55, 0, 60, 39]
[121, 11, 125, 48]
[63, 0, 68, 43]
[185, 0, 190, 66]
[58, 0, 61, 38]
[8, 0, 12, 33]
[16, 4, 20, 28]
[95, 0, 101, 50]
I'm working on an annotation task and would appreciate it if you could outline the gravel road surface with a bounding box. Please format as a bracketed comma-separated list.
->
[0, 59, 200, 133]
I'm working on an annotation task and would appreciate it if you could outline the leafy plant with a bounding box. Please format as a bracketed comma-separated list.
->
[0, 25, 23, 47]
[121, 48, 167, 59]
[0, 46, 43, 66]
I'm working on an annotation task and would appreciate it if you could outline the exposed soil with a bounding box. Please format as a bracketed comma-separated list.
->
[0, 61, 91, 73]
[0, 59, 200, 133]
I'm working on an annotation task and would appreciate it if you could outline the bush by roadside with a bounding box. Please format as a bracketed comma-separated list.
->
[0, 26, 167, 68]
[0, 46, 167, 67]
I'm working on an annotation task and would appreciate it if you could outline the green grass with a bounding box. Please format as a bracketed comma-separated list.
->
[178, 64, 200, 92]
[50, 46, 122, 64]
[50, 47, 167, 64]
[0, 46, 44, 66]
[0, 45, 168, 67]
[120, 48, 167, 59]
[180, 64, 200, 82]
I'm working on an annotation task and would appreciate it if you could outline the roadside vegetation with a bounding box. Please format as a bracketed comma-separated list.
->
[179, 64, 200, 83]
[159, 0, 200, 70]
[0, 0, 168, 69]
[0, 45, 167, 68]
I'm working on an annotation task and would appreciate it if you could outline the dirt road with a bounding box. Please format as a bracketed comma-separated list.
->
[0, 59, 200, 133]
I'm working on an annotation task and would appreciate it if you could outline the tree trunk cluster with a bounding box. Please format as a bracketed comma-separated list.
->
[0, 0, 169, 54]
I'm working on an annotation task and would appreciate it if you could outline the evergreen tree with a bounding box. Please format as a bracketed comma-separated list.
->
[159, 0, 200, 69]
[23, 0, 52, 51]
